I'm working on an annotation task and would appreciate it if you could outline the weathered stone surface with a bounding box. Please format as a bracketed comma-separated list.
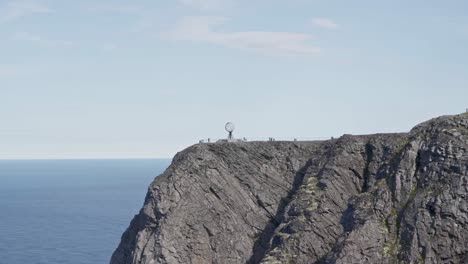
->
[111, 114, 468, 264]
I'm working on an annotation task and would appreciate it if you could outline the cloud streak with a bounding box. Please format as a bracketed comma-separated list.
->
[0, 1, 51, 23]
[88, 4, 143, 14]
[312, 18, 338, 29]
[179, 0, 233, 11]
[14, 32, 75, 47]
[163, 16, 320, 56]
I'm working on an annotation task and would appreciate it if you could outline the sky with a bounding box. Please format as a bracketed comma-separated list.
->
[0, 0, 467, 159]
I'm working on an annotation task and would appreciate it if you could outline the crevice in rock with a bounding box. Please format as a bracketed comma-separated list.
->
[203, 224, 214, 237]
[340, 204, 355, 233]
[246, 160, 313, 264]
[393, 150, 423, 262]
[414, 151, 421, 182]
[396, 150, 422, 233]
[255, 195, 274, 218]
[362, 143, 374, 192]
[209, 187, 222, 200]
[349, 168, 362, 179]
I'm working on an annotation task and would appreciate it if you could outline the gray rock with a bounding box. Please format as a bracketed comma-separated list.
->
[111, 114, 468, 264]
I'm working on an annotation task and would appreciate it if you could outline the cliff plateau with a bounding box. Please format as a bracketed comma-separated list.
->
[111, 114, 468, 264]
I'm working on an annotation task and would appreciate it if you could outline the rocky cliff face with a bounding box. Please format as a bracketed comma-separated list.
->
[111, 114, 468, 264]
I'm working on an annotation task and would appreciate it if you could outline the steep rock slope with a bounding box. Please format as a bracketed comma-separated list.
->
[111, 114, 468, 264]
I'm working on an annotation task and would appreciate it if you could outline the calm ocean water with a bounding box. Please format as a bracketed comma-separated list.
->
[0, 159, 171, 264]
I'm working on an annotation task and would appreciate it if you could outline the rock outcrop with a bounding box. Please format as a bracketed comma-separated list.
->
[111, 114, 468, 264]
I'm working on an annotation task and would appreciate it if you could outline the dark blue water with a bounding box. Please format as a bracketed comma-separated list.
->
[0, 159, 171, 264]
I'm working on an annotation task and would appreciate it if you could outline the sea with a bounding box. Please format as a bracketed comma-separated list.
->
[0, 159, 171, 264]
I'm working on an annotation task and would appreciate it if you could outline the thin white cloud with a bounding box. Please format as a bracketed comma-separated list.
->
[14, 32, 75, 47]
[163, 16, 320, 56]
[312, 18, 338, 30]
[88, 4, 143, 14]
[179, 0, 233, 11]
[0, 1, 51, 23]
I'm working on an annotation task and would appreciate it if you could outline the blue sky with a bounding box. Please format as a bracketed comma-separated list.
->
[0, 0, 467, 159]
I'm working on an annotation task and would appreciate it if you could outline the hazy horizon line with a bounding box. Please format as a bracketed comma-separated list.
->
[0, 157, 172, 161]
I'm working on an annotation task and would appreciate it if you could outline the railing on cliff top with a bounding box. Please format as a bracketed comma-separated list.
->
[198, 137, 333, 144]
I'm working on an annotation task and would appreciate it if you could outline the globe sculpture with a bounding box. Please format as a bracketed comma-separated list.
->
[225, 122, 235, 140]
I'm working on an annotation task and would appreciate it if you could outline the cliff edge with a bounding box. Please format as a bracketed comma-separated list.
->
[111, 114, 468, 264]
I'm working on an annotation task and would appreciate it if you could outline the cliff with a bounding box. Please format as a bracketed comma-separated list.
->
[111, 114, 468, 264]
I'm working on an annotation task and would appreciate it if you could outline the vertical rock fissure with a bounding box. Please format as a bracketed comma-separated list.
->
[362, 143, 374, 192]
[392, 150, 422, 262]
[396, 150, 422, 233]
[247, 160, 313, 264]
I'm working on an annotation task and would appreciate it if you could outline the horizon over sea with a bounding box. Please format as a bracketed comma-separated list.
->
[0, 159, 171, 264]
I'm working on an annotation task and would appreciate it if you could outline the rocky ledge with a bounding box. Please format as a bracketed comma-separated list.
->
[111, 114, 468, 264]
